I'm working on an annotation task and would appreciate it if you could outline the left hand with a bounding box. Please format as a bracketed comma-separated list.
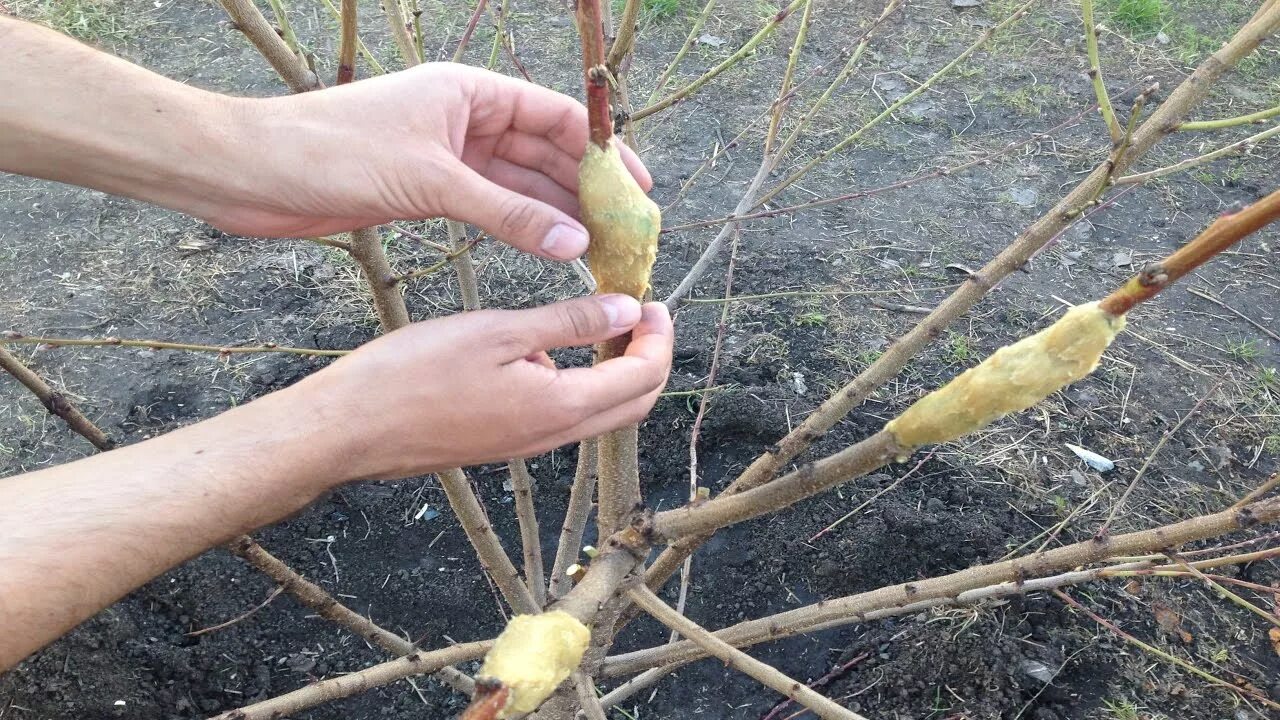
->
[203, 64, 652, 260]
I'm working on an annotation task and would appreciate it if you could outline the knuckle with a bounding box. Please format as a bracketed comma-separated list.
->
[557, 302, 603, 340]
[498, 195, 537, 237]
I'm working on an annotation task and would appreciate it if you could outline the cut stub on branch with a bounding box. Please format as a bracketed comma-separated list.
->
[886, 301, 1124, 448]
[579, 139, 661, 299]
[464, 610, 591, 719]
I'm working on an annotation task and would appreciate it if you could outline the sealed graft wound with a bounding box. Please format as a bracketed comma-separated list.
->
[475, 610, 591, 718]
[578, 140, 661, 299]
[886, 302, 1125, 448]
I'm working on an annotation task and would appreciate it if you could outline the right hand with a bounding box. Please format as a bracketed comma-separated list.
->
[290, 294, 673, 482]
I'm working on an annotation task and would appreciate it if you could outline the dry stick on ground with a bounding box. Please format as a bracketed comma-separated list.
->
[548, 438, 599, 600]
[630, 0, 807, 123]
[640, 7, 1280, 596]
[1116, 122, 1280, 185]
[1179, 104, 1280, 131]
[1081, 0, 1121, 144]
[219, 0, 319, 92]
[0, 346, 114, 450]
[627, 587, 870, 720]
[208, 641, 493, 720]
[1186, 286, 1280, 343]
[1, 334, 348, 357]
[603, 496, 1280, 678]
[1097, 381, 1223, 536]
[1052, 589, 1280, 711]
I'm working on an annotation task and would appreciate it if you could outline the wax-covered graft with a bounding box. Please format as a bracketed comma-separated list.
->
[578, 140, 661, 299]
[476, 610, 591, 717]
[885, 302, 1125, 448]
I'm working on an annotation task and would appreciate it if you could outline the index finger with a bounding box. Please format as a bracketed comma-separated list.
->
[465, 67, 653, 191]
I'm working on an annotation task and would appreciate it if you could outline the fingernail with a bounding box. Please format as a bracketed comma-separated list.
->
[541, 223, 589, 260]
[598, 294, 641, 329]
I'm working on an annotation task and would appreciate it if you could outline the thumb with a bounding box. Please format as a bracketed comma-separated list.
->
[491, 294, 643, 360]
[440, 165, 590, 261]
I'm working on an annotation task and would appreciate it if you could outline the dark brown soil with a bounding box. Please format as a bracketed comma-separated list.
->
[2, 0, 1278, 719]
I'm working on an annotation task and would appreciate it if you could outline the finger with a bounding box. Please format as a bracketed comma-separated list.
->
[485, 131, 582, 193]
[439, 163, 588, 260]
[479, 157, 580, 218]
[490, 294, 645, 360]
[543, 302, 674, 419]
[556, 390, 663, 443]
[466, 68, 653, 191]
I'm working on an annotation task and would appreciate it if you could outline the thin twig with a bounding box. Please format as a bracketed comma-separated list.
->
[753, 0, 1038, 210]
[644, 0, 717, 106]
[452, 0, 490, 62]
[1233, 473, 1280, 510]
[604, 496, 1280, 677]
[627, 587, 870, 720]
[218, 0, 320, 92]
[208, 641, 492, 720]
[508, 458, 546, 608]
[1097, 381, 1223, 536]
[1, 333, 348, 357]
[1178, 104, 1280, 131]
[1116, 122, 1280, 185]
[187, 587, 284, 637]
[438, 468, 541, 615]
[1099, 188, 1280, 315]
[1052, 589, 1280, 710]
[549, 438, 599, 601]
[605, 0, 640, 71]
[640, 10, 1280, 597]
[0, 346, 114, 450]
[631, 0, 807, 123]
[1082, 0, 1121, 144]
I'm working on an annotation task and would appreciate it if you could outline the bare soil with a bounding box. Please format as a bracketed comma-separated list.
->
[1, 1, 1278, 719]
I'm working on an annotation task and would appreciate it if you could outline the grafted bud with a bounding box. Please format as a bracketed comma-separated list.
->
[578, 139, 661, 299]
[475, 611, 591, 718]
[886, 302, 1124, 448]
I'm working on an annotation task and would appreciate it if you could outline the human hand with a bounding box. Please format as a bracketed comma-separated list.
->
[205, 64, 652, 260]
[289, 294, 672, 482]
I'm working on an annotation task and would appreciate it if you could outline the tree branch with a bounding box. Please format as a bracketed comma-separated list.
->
[0, 346, 113, 449]
[626, 586, 869, 720]
[605, 496, 1280, 677]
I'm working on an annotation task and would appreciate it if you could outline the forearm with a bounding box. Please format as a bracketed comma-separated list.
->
[0, 16, 250, 219]
[0, 383, 354, 670]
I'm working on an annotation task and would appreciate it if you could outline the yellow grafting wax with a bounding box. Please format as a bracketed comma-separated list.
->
[578, 140, 661, 299]
[477, 610, 591, 717]
[885, 302, 1125, 448]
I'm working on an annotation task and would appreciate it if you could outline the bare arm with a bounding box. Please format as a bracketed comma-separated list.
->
[0, 14, 652, 257]
[0, 287, 673, 671]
